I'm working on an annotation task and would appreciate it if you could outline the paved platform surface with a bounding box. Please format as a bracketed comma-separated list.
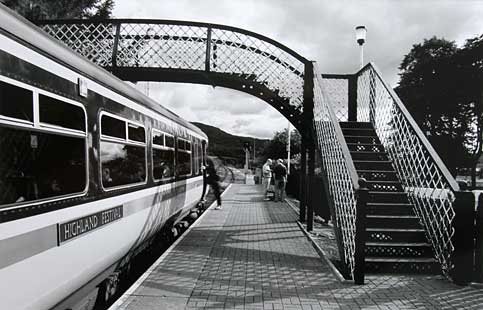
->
[112, 184, 483, 310]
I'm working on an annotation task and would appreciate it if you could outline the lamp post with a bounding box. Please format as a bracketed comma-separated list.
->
[355, 26, 367, 69]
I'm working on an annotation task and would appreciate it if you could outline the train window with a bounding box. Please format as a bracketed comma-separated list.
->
[153, 148, 175, 180]
[153, 131, 164, 146]
[177, 138, 191, 176]
[0, 126, 86, 205]
[178, 139, 185, 150]
[0, 80, 33, 122]
[101, 115, 126, 139]
[185, 141, 191, 151]
[165, 135, 174, 148]
[128, 123, 145, 143]
[39, 94, 85, 131]
[153, 130, 174, 181]
[177, 151, 191, 176]
[100, 113, 146, 189]
[100, 141, 146, 188]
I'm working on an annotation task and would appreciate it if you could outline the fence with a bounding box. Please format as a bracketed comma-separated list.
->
[312, 63, 368, 283]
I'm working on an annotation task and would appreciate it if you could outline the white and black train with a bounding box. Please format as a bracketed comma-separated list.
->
[0, 5, 209, 310]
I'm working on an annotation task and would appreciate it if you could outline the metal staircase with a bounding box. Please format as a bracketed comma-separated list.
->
[341, 121, 439, 273]
[315, 64, 474, 285]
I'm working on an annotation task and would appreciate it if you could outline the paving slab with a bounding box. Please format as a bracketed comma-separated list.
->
[111, 184, 483, 310]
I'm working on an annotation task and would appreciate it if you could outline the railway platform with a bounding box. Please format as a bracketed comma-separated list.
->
[110, 184, 483, 310]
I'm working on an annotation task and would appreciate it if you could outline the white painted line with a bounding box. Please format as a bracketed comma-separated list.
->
[108, 184, 233, 310]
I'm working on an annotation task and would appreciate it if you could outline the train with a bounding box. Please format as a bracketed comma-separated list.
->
[0, 4, 209, 310]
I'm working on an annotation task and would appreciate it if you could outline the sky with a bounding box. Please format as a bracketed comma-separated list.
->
[113, 0, 483, 139]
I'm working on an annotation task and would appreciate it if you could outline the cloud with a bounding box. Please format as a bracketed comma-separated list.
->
[135, 82, 287, 138]
[118, 0, 483, 138]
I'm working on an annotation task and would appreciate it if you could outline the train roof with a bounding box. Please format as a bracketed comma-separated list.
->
[0, 4, 207, 140]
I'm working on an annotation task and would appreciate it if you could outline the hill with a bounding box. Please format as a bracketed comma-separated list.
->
[191, 122, 269, 167]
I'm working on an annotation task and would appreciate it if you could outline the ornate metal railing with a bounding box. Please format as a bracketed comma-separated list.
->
[356, 63, 460, 277]
[313, 63, 367, 283]
[321, 75, 349, 121]
[38, 19, 307, 116]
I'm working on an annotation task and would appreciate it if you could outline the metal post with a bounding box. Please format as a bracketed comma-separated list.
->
[451, 189, 475, 285]
[359, 44, 364, 69]
[476, 193, 483, 282]
[354, 178, 368, 285]
[302, 60, 314, 225]
[205, 27, 212, 72]
[348, 74, 358, 122]
[307, 144, 315, 231]
[111, 22, 121, 70]
[253, 139, 256, 167]
[299, 141, 307, 223]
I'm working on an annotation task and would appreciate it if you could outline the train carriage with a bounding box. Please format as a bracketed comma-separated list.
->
[0, 4, 208, 310]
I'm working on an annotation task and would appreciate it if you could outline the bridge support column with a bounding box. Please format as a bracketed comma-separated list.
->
[348, 74, 358, 121]
[302, 60, 314, 228]
[307, 144, 315, 231]
[299, 140, 307, 223]
[451, 189, 475, 285]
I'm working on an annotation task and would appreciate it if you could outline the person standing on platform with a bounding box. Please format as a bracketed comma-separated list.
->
[205, 158, 222, 210]
[273, 159, 287, 202]
[262, 158, 272, 200]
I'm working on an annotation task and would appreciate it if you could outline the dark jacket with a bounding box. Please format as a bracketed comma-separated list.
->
[273, 163, 287, 180]
[206, 165, 219, 184]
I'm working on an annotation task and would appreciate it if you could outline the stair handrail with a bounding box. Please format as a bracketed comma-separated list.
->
[313, 62, 367, 283]
[355, 62, 461, 278]
[357, 62, 459, 192]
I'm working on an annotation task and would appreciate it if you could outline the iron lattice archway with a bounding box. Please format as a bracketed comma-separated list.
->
[37, 19, 314, 134]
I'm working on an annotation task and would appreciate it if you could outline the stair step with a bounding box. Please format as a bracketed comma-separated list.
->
[366, 215, 420, 229]
[367, 191, 409, 203]
[347, 143, 385, 153]
[344, 135, 381, 144]
[365, 181, 403, 192]
[365, 257, 440, 274]
[366, 242, 433, 258]
[342, 128, 376, 137]
[354, 160, 394, 171]
[366, 228, 428, 243]
[366, 202, 414, 215]
[357, 170, 398, 182]
[339, 121, 373, 129]
[350, 151, 389, 161]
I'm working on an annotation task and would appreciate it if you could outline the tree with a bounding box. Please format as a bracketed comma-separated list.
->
[457, 35, 483, 187]
[263, 128, 301, 161]
[1, 0, 114, 20]
[395, 36, 479, 177]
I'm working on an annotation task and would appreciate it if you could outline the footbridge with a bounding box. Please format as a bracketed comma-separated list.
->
[38, 19, 475, 286]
